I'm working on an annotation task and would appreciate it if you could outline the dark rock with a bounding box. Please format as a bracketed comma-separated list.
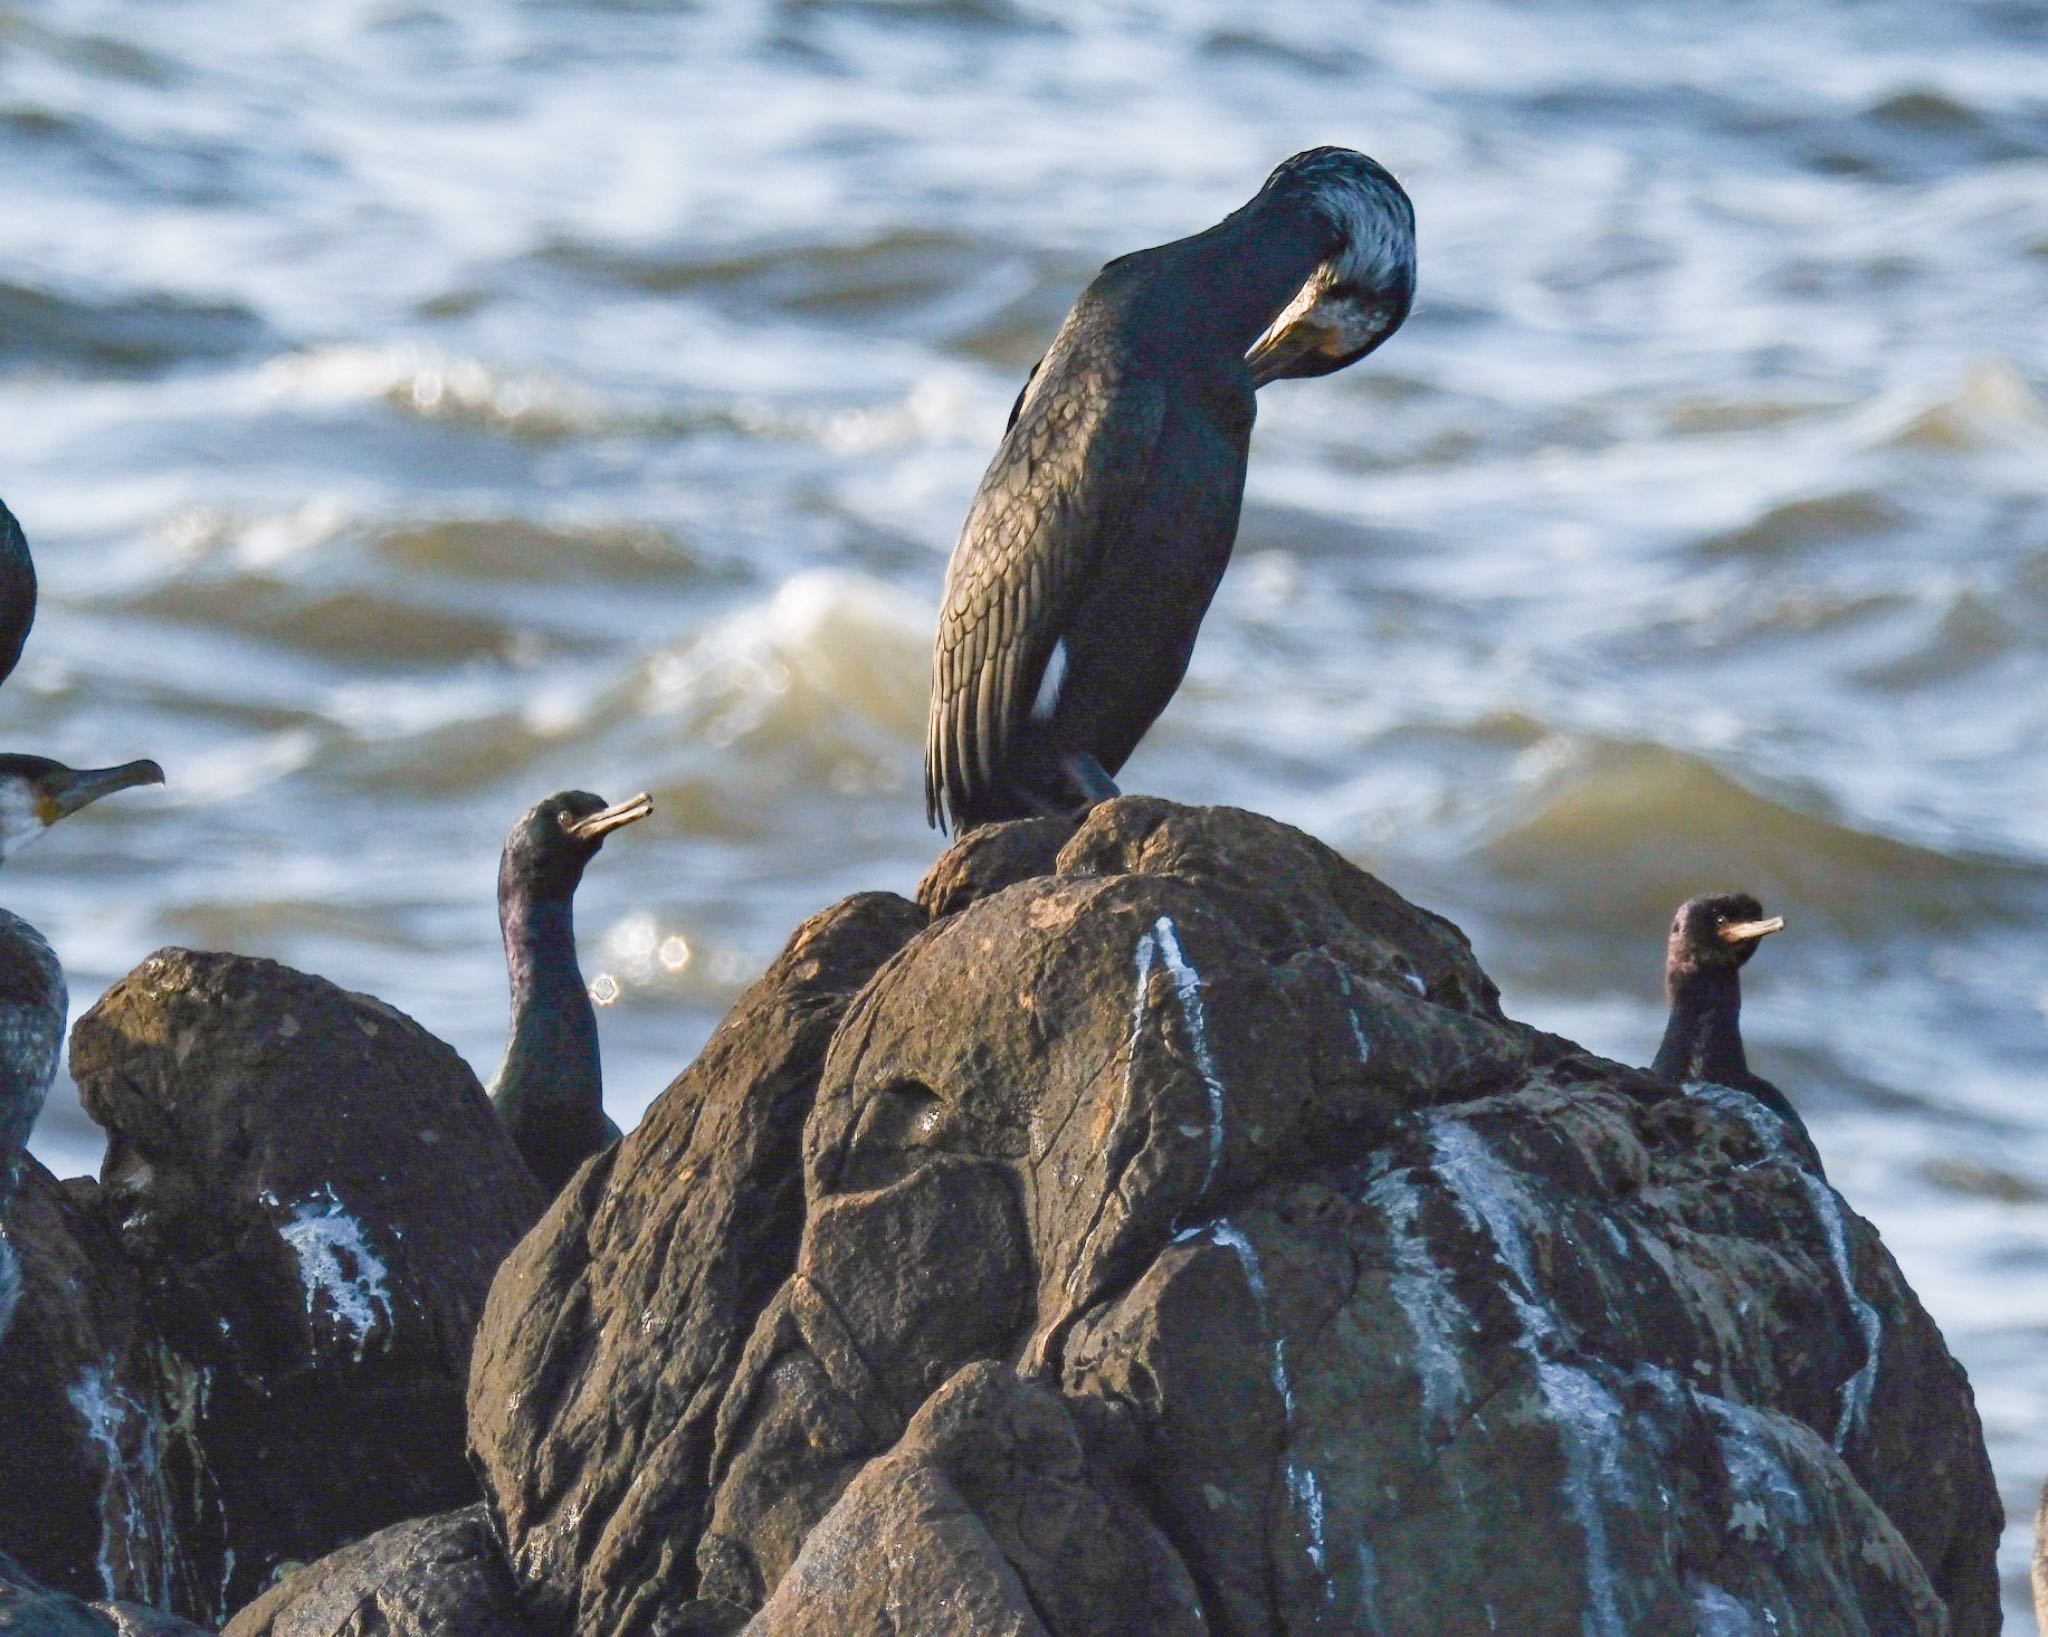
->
[467, 893, 926, 1637]
[221, 1506, 528, 1637]
[0, 1159, 190, 1610]
[0, 1549, 212, 1635]
[913, 815, 1071, 919]
[466, 799, 1999, 1637]
[743, 1363, 1201, 1636]
[69, 949, 544, 1625]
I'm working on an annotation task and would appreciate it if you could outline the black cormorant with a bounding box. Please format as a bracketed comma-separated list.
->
[488, 789, 652, 1196]
[0, 754, 164, 1336]
[0, 500, 39, 690]
[1653, 892, 1820, 1167]
[925, 146, 1416, 831]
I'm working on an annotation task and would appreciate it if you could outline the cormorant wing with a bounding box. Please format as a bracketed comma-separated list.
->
[1005, 357, 1042, 431]
[0, 503, 35, 691]
[926, 358, 1164, 829]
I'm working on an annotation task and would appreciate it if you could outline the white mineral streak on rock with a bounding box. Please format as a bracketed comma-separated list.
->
[1202, 1219, 1339, 1602]
[66, 1360, 172, 1604]
[1428, 1121, 1631, 1637]
[1701, 1393, 1811, 1534]
[1150, 917, 1226, 1195]
[1335, 968, 1372, 1065]
[1289, 1461, 1336, 1600]
[1364, 1165, 1473, 1428]
[271, 1183, 395, 1361]
[1355, 1542, 1392, 1636]
[0, 1237, 18, 1343]
[1686, 1081, 1883, 1448]
[1690, 1581, 1770, 1635]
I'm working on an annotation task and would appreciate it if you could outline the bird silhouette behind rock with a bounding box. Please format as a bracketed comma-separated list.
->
[0, 501, 36, 693]
[488, 789, 651, 1197]
[1653, 891, 1821, 1169]
[925, 147, 1416, 832]
[0, 753, 163, 1338]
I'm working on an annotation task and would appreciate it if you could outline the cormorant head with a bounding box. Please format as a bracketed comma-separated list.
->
[500, 789, 653, 902]
[0, 498, 37, 690]
[1665, 892, 1784, 993]
[0, 754, 164, 864]
[1245, 146, 1416, 387]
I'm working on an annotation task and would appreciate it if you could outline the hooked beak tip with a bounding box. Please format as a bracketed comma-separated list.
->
[46, 758, 165, 821]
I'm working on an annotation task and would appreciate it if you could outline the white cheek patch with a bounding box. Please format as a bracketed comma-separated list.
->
[1031, 638, 1068, 722]
[0, 784, 46, 863]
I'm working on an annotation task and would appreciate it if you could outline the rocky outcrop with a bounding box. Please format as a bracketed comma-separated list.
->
[221, 1507, 528, 1637]
[65, 949, 545, 1624]
[444, 798, 1999, 1637]
[466, 893, 928, 1637]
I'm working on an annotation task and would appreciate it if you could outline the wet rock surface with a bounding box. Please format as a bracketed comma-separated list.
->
[449, 798, 2000, 1637]
[62, 949, 546, 1624]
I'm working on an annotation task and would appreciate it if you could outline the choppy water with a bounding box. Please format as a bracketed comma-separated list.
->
[4, 0, 2046, 1619]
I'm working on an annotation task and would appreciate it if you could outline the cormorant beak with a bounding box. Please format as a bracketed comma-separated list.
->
[1718, 915, 1785, 944]
[1245, 319, 1333, 389]
[563, 792, 652, 842]
[38, 759, 165, 824]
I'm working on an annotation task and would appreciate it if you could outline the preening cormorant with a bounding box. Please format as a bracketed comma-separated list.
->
[1653, 892, 1820, 1167]
[925, 146, 1416, 831]
[0, 754, 164, 1336]
[0, 500, 39, 691]
[488, 789, 651, 1196]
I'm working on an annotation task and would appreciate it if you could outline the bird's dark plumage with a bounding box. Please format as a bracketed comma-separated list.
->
[0, 501, 38, 692]
[1652, 892, 1821, 1169]
[488, 789, 650, 1196]
[926, 147, 1416, 831]
[0, 754, 162, 1337]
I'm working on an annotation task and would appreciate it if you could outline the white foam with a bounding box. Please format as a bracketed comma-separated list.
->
[1686, 1082, 1883, 1448]
[1364, 1166, 1473, 1428]
[270, 1184, 396, 1362]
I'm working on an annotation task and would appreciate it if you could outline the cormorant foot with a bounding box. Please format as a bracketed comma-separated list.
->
[1062, 753, 1119, 807]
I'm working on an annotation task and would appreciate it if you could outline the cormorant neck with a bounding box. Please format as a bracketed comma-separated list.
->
[1141, 198, 1340, 356]
[1653, 964, 1748, 1085]
[492, 883, 599, 1107]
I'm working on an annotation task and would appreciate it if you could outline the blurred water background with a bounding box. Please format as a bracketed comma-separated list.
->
[3, 0, 2046, 1617]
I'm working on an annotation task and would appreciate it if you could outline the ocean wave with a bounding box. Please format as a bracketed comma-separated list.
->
[259, 345, 596, 440]
[0, 278, 267, 375]
[1481, 736, 2035, 930]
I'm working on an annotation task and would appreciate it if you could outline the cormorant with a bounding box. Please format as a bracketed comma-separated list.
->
[0, 500, 39, 690]
[488, 789, 652, 1196]
[925, 146, 1416, 831]
[1653, 892, 1821, 1167]
[0, 754, 164, 1336]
